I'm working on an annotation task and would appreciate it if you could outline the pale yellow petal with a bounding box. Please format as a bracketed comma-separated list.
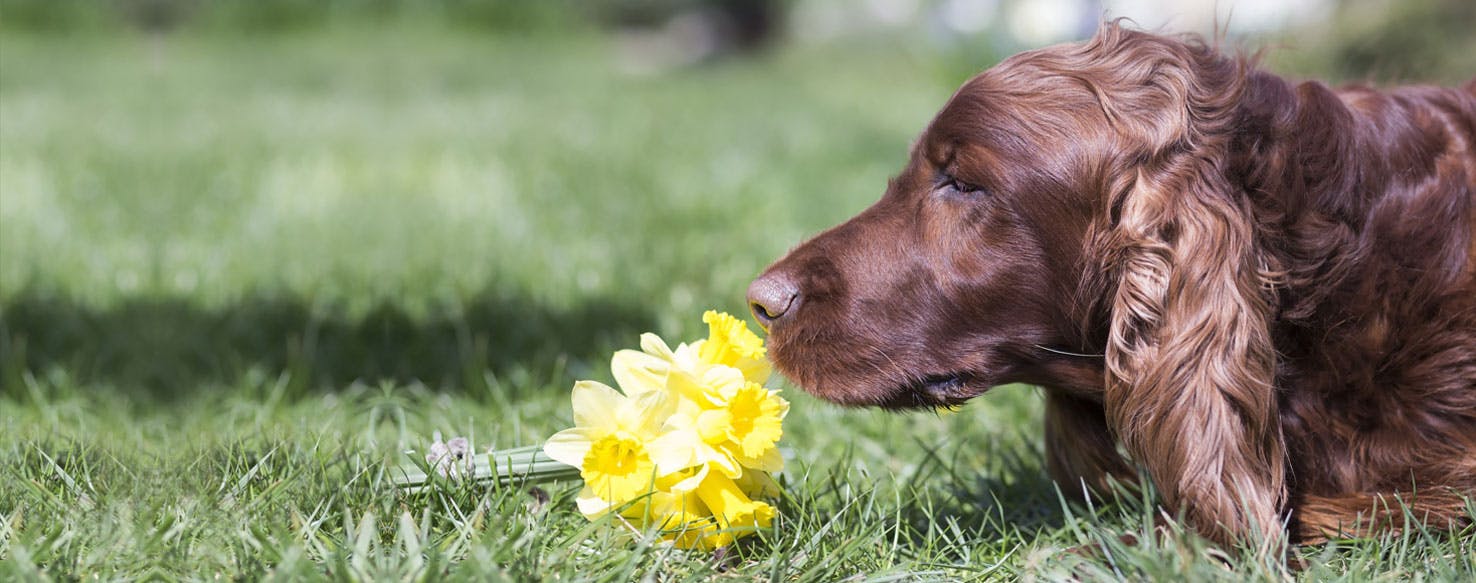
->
[627, 390, 676, 437]
[662, 463, 710, 494]
[700, 442, 743, 477]
[695, 409, 733, 444]
[639, 333, 676, 361]
[571, 380, 623, 428]
[771, 390, 791, 418]
[701, 365, 748, 401]
[736, 357, 772, 386]
[647, 430, 700, 475]
[542, 427, 599, 468]
[611, 349, 669, 397]
[740, 443, 785, 473]
[735, 469, 782, 499]
[667, 368, 722, 409]
[672, 341, 704, 372]
[576, 485, 614, 518]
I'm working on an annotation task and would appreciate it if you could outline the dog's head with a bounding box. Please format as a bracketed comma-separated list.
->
[746, 47, 1104, 408]
[749, 24, 1274, 415]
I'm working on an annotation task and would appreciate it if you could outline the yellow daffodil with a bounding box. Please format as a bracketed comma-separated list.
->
[603, 467, 709, 543]
[611, 311, 770, 396]
[734, 467, 782, 500]
[691, 468, 776, 549]
[655, 368, 789, 477]
[696, 310, 771, 385]
[609, 332, 684, 399]
[650, 501, 717, 549]
[543, 380, 677, 517]
[631, 467, 719, 548]
[641, 464, 779, 550]
[541, 310, 785, 550]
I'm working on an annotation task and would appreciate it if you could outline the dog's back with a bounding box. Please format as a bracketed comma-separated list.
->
[1266, 77, 1476, 540]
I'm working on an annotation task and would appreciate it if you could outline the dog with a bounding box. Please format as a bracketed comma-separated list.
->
[747, 22, 1476, 549]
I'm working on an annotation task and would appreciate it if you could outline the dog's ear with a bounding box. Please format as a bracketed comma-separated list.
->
[1085, 25, 1286, 550]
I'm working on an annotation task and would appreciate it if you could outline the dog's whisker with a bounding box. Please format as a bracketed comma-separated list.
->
[1033, 344, 1105, 358]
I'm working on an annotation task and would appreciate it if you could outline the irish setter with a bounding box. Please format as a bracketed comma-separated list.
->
[748, 22, 1475, 550]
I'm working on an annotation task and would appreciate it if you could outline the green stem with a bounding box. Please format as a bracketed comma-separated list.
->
[393, 447, 580, 492]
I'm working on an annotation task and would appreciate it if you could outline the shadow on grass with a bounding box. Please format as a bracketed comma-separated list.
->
[0, 287, 657, 399]
[899, 440, 1069, 544]
[783, 438, 1070, 566]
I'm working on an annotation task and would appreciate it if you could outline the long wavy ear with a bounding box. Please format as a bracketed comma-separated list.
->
[1088, 26, 1286, 550]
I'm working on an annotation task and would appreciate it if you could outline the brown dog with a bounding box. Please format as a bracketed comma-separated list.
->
[748, 22, 1476, 549]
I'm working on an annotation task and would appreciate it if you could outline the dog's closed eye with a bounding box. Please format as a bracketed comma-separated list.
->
[934, 172, 987, 197]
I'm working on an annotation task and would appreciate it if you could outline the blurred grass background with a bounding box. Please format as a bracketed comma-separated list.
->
[1, 3, 955, 398]
[2, 0, 1473, 399]
[1, 0, 1473, 579]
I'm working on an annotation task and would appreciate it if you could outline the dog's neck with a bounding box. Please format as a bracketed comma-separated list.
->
[1229, 70, 1476, 393]
[1229, 71, 1388, 322]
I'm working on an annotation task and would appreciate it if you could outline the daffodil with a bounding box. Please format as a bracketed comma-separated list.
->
[650, 499, 718, 549]
[691, 468, 776, 549]
[654, 368, 789, 477]
[632, 467, 718, 548]
[636, 464, 779, 550]
[543, 380, 677, 517]
[534, 310, 786, 551]
[696, 310, 771, 385]
[611, 311, 771, 396]
[734, 467, 782, 500]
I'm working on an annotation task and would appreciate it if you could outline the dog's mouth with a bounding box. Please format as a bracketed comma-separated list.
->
[875, 371, 981, 409]
[764, 324, 999, 409]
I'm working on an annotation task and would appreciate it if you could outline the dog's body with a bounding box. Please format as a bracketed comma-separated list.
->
[748, 23, 1476, 547]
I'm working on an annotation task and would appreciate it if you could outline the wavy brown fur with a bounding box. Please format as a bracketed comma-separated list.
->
[748, 22, 1476, 550]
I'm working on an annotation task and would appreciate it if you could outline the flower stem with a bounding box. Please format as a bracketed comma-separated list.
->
[393, 446, 580, 492]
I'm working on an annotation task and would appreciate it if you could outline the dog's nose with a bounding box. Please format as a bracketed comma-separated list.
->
[747, 271, 801, 329]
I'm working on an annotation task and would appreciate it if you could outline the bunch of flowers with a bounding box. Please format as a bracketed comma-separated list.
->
[541, 311, 787, 549]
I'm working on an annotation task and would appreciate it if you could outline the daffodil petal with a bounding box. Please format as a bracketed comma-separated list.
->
[664, 462, 710, 494]
[699, 441, 743, 477]
[694, 469, 774, 535]
[735, 469, 782, 499]
[628, 390, 676, 437]
[743, 443, 785, 473]
[611, 349, 669, 397]
[667, 368, 721, 409]
[736, 357, 772, 386]
[661, 405, 698, 431]
[542, 427, 599, 468]
[647, 429, 700, 475]
[571, 380, 622, 428]
[702, 365, 747, 401]
[576, 485, 613, 518]
[672, 341, 704, 372]
[639, 333, 676, 361]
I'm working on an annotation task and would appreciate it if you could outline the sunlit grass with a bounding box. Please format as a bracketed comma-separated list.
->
[5, 373, 1472, 580]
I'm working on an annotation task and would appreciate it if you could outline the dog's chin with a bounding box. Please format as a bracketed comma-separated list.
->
[787, 368, 989, 410]
[765, 332, 996, 409]
[873, 372, 988, 410]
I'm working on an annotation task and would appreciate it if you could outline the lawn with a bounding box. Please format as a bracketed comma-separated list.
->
[2, 24, 1473, 581]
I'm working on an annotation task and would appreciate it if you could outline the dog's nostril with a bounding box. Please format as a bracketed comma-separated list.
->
[746, 272, 801, 329]
[750, 296, 794, 328]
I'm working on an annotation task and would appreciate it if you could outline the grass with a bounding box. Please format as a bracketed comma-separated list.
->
[2, 24, 1473, 581]
[7, 374, 1473, 580]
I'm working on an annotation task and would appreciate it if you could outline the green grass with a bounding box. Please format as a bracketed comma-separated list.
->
[2, 26, 1473, 580]
[7, 375, 1474, 580]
